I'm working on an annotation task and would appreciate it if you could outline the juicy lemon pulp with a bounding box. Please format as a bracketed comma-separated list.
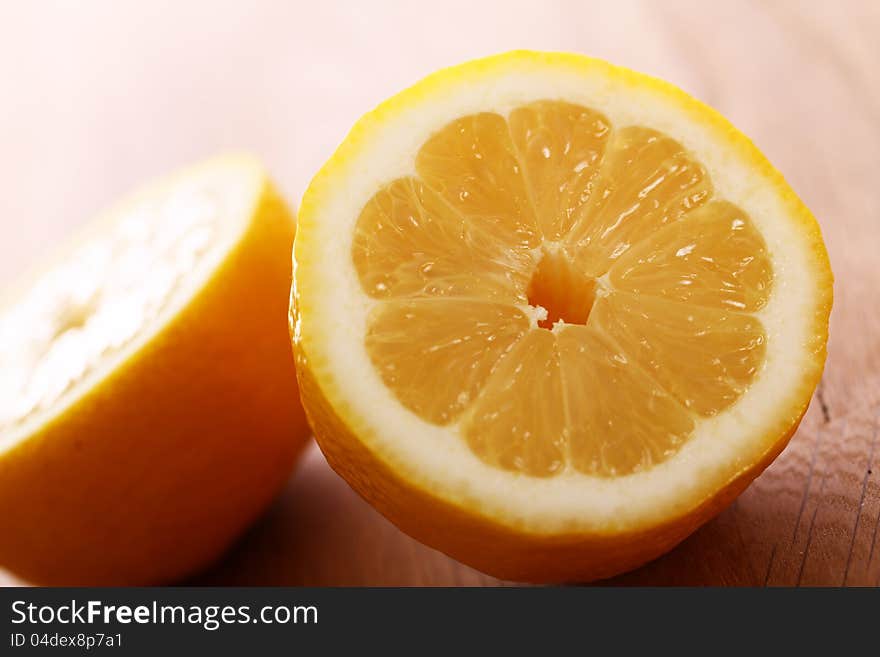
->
[353, 100, 772, 478]
[0, 181, 221, 433]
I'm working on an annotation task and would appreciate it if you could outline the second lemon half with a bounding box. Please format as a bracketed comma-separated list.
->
[0, 156, 311, 584]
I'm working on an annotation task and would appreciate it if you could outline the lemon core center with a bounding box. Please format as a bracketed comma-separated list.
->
[527, 248, 596, 329]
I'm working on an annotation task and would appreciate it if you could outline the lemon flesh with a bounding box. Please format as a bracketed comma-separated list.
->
[354, 104, 771, 478]
[1, 171, 223, 435]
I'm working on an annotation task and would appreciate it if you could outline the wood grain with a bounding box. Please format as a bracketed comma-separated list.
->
[1, 0, 878, 586]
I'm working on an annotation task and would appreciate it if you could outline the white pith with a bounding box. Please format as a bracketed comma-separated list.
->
[300, 59, 828, 534]
[0, 156, 264, 454]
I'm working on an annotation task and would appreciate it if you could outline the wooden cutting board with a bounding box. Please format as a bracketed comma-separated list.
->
[1, 0, 877, 586]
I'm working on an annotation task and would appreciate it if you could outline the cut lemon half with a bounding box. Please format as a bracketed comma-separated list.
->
[0, 156, 310, 585]
[292, 52, 832, 582]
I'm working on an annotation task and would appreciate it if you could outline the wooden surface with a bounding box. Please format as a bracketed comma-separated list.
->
[1, 1, 878, 586]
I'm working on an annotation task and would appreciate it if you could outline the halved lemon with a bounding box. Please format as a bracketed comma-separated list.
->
[0, 156, 310, 585]
[292, 51, 832, 582]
